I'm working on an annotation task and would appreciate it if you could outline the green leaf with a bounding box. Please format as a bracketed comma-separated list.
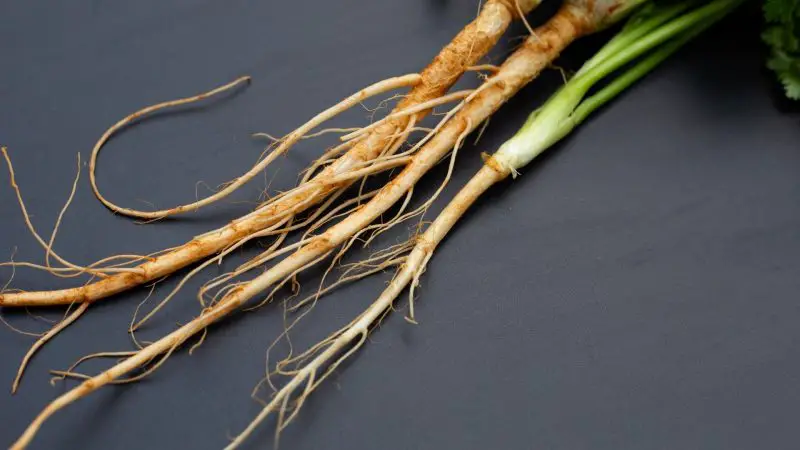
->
[763, 0, 800, 101]
[778, 64, 800, 99]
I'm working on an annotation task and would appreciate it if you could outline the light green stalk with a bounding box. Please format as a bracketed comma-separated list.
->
[494, 0, 745, 174]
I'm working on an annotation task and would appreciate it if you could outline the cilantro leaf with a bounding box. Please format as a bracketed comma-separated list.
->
[763, 0, 800, 100]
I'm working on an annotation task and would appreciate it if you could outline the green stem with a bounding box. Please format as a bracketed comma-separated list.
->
[572, 8, 732, 125]
[575, 0, 745, 91]
[493, 0, 744, 172]
[577, 2, 692, 76]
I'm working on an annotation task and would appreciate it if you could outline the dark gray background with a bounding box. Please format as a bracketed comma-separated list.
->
[2, 1, 799, 449]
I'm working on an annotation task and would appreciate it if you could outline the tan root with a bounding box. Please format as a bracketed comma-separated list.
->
[227, 6, 594, 447]
[1, 0, 532, 313]
[10, 0, 559, 446]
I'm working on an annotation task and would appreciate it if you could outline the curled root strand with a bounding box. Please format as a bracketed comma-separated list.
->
[89, 76, 251, 219]
[90, 74, 420, 220]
